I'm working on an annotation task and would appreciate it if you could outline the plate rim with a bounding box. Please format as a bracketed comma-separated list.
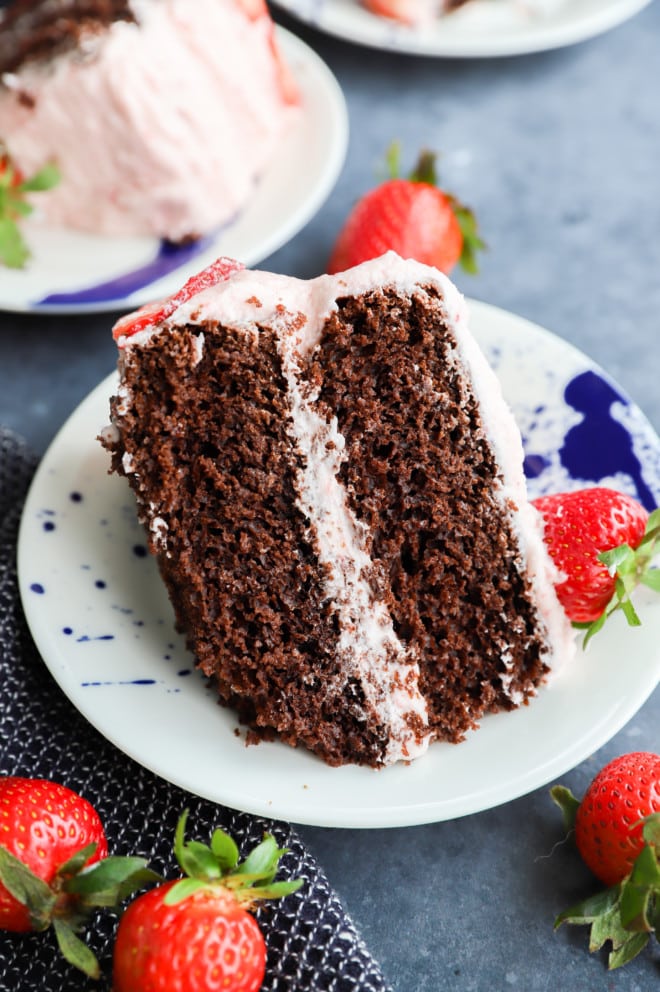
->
[272, 0, 654, 57]
[17, 298, 660, 828]
[0, 26, 348, 316]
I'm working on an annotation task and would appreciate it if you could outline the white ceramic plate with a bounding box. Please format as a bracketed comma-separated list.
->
[18, 301, 660, 828]
[272, 0, 653, 57]
[1, 29, 348, 315]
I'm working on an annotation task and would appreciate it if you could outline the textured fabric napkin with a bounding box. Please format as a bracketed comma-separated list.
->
[0, 427, 393, 992]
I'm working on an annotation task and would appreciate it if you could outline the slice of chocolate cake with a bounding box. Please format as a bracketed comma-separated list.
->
[102, 253, 575, 767]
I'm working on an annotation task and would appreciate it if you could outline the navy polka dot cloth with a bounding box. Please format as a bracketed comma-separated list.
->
[0, 428, 393, 992]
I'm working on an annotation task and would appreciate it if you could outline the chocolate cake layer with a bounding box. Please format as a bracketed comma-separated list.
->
[310, 289, 548, 742]
[108, 322, 398, 767]
[0, 0, 136, 77]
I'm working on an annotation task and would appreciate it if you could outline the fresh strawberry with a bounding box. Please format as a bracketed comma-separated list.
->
[113, 810, 302, 992]
[112, 256, 245, 341]
[532, 487, 660, 643]
[574, 752, 660, 886]
[0, 776, 158, 978]
[0, 149, 60, 268]
[551, 753, 660, 969]
[328, 144, 484, 276]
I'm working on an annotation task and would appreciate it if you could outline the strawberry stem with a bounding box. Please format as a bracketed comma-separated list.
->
[167, 810, 303, 907]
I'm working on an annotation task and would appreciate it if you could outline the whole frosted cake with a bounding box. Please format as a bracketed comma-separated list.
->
[0, 0, 299, 240]
[102, 253, 574, 768]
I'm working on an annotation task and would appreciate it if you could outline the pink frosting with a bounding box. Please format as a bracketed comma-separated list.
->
[0, 0, 299, 239]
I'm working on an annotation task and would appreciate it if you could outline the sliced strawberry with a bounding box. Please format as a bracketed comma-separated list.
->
[112, 256, 245, 341]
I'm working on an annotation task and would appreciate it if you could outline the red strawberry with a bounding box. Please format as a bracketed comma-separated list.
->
[0, 148, 60, 268]
[574, 752, 660, 887]
[114, 880, 266, 992]
[532, 487, 660, 640]
[551, 754, 660, 969]
[328, 145, 483, 276]
[0, 776, 158, 977]
[0, 777, 108, 933]
[113, 811, 302, 992]
[112, 256, 245, 341]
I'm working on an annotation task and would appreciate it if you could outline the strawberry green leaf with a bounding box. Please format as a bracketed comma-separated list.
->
[600, 544, 635, 574]
[608, 931, 649, 969]
[580, 609, 608, 649]
[52, 918, 100, 980]
[617, 589, 641, 627]
[182, 839, 224, 880]
[164, 877, 208, 905]
[20, 162, 60, 193]
[0, 217, 30, 268]
[619, 844, 660, 932]
[555, 885, 620, 930]
[236, 835, 284, 884]
[0, 845, 56, 929]
[449, 197, 486, 275]
[384, 140, 401, 180]
[7, 196, 33, 218]
[642, 812, 660, 847]
[245, 879, 303, 901]
[549, 784, 580, 832]
[210, 828, 240, 871]
[641, 569, 660, 592]
[56, 842, 99, 880]
[588, 894, 628, 952]
[66, 855, 160, 904]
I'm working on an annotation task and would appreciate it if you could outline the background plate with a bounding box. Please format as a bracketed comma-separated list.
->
[18, 300, 660, 828]
[1, 29, 348, 315]
[272, 0, 654, 57]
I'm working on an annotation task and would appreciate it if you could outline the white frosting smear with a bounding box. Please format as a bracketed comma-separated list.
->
[0, 0, 298, 238]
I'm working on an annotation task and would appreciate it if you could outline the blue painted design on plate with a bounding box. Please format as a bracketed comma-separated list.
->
[559, 370, 656, 510]
[36, 236, 215, 306]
